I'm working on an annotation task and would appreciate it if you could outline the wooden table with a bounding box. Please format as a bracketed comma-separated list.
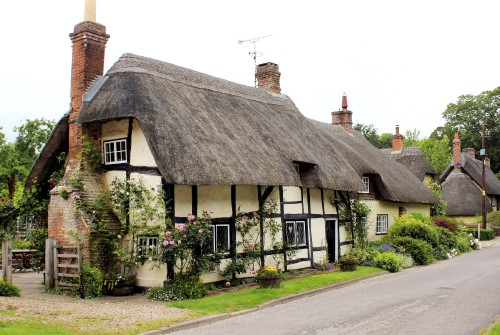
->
[12, 249, 36, 272]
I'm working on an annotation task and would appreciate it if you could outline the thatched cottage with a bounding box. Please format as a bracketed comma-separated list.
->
[440, 132, 500, 224]
[382, 126, 438, 184]
[27, 5, 437, 286]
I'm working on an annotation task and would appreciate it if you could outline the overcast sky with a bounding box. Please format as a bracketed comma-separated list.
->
[1, 0, 499, 142]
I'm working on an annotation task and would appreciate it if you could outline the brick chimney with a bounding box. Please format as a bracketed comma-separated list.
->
[392, 125, 404, 152]
[452, 132, 462, 172]
[256, 62, 281, 94]
[331, 93, 353, 132]
[462, 148, 475, 158]
[68, 0, 109, 162]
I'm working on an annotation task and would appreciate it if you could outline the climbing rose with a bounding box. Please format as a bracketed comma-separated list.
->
[249, 243, 255, 249]
[169, 240, 175, 245]
[178, 240, 182, 244]
[198, 229, 204, 234]
[178, 224, 185, 231]
[163, 240, 168, 246]
[242, 215, 248, 220]
[193, 221, 199, 225]
[187, 214, 195, 221]
[165, 231, 172, 237]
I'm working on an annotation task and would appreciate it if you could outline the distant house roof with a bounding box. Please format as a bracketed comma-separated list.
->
[440, 153, 500, 216]
[381, 147, 438, 182]
[28, 53, 438, 205]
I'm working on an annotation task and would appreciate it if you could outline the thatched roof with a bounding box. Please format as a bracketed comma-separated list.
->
[26, 114, 69, 189]
[78, 54, 363, 191]
[311, 120, 438, 204]
[381, 147, 438, 182]
[440, 154, 500, 196]
[441, 172, 491, 216]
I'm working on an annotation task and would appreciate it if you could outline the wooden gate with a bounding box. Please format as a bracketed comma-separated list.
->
[45, 238, 81, 290]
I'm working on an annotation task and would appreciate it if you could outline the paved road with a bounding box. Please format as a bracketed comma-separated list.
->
[172, 243, 500, 335]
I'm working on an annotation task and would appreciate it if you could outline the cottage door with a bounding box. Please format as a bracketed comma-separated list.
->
[325, 219, 338, 263]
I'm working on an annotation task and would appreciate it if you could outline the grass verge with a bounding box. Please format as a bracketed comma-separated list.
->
[167, 266, 385, 315]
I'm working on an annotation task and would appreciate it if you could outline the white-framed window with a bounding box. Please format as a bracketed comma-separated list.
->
[285, 220, 307, 247]
[376, 214, 389, 235]
[104, 139, 128, 165]
[360, 176, 370, 193]
[137, 236, 159, 259]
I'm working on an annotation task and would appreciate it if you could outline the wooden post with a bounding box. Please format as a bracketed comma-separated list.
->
[53, 241, 59, 289]
[45, 238, 55, 289]
[1, 240, 12, 283]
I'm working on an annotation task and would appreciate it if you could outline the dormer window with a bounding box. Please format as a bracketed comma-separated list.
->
[360, 176, 370, 193]
[104, 139, 128, 165]
[293, 163, 300, 174]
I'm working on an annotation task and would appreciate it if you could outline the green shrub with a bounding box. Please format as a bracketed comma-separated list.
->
[434, 244, 450, 260]
[30, 227, 48, 271]
[436, 227, 456, 249]
[81, 263, 103, 299]
[347, 245, 380, 264]
[167, 273, 208, 300]
[0, 280, 21, 297]
[146, 286, 182, 301]
[389, 215, 439, 247]
[455, 233, 473, 253]
[382, 236, 434, 265]
[410, 212, 432, 225]
[374, 252, 400, 272]
[396, 253, 414, 269]
[488, 211, 500, 226]
[467, 228, 495, 241]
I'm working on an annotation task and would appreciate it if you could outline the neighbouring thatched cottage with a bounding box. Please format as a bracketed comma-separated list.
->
[27, 6, 437, 286]
[440, 132, 500, 224]
[382, 126, 438, 184]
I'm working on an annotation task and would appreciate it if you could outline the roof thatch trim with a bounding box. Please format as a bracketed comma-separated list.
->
[78, 54, 363, 191]
[26, 114, 69, 189]
[440, 154, 500, 196]
[309, 120, 438, 204]
[381, 147, 438, 182]
[441, 172, 491, 216]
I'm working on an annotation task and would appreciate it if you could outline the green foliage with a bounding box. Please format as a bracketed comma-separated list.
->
[80, 135, 103, 172]
[81, 263, 103, 299]
[487, 211, 500, 226]
[30, 226, 48, 271]
[146, 285, 182, 301]
[425, 181, 448, 217]
[353, 123, 392, 149]
[381, 236, 434, 265]
[416, 135, 452, 174]
[441, 86, 500, 173]
[165, 273, 208, 300]
[0, 280, 21, 296]
[435, 226, 456, 249]
[374, 252, 400, 272]
[455, 232, 473, 253]
[346, 245, 380, 264]
[335, 196, 371, 248]
[161, 211, 222, 276]
[396, 253, 414, 269]
[389, 214, 439, 248]
[58, 187, 69, 200]
[404, 128, 420, 146]
[467, 228, 495, 241]
[378, 133, 393, 149]
[0, 199, 17, 241]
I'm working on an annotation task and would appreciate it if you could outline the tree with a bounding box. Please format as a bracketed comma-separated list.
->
[442, 87, 500, 173]
[378, 133, 393, 149]
[415, 136, 452, 174]
[404, 128, 420, 147]
[354, 123, 379, 148]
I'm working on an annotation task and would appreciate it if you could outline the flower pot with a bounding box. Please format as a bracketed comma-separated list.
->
[258, 277, 281, 288]
[340, 263, 357, 272]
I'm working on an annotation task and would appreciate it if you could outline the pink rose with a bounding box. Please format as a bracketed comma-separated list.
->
[178, 240, 182, 244]
[249, 243, 255, 249]
[187, 214, 195, 221]
[163, 240, 168, 246]
[178, 224, 184, 231]
[206, 210, 213, 217]
[169, 240, 175, 245]
[253, 211, 258, 217]
[198, 229, 204, 234]
[225, 281, 231, 287]
[165, 231, 171, 237]
[242, 215, 248, 220]
[183, 234, 187, 238]
[193, 221, 198, 225]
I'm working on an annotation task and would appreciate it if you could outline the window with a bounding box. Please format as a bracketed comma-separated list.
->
[376, 214, 389, 235]
[202, 224, 231, 254]
[360, 176, 370, 193]
[104, 139, 127, 164]
[137, 236, 159, 260]
[285, 220, 307, 246]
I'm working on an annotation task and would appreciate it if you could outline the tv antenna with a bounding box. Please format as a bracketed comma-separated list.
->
[238, 35, 272, 87]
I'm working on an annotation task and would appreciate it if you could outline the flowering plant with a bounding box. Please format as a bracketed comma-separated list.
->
[255, 266, 283, 279]
[161, 210, 223, 275]
[337, 253, 360, 265]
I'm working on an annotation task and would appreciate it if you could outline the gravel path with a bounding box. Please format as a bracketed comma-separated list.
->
[0, 271, 187, 334]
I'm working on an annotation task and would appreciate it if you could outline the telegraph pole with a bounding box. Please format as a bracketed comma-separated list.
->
[481, 122, 487, 230]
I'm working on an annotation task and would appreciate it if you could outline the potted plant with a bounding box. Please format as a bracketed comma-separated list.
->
[256, 266, 283, 288]
[337, 253, 359, 271]
[103, 272, 137, 296]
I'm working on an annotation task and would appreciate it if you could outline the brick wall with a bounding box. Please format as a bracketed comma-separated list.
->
[256, 62, 281, 94]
